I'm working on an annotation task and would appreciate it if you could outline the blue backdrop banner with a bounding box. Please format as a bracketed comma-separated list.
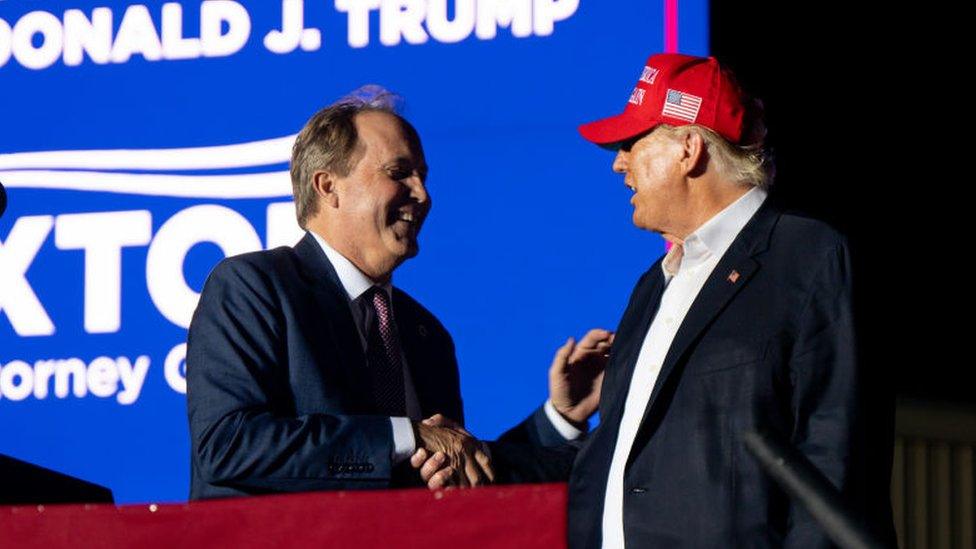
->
[1, 0, 707, 503]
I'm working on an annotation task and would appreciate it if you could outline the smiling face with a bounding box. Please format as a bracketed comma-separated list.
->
[612, 127, 690, 240]
[326, 110, 430, 281]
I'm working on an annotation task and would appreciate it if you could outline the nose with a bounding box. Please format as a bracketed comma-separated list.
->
[406, 174, 430, 209]
[612, 150, 629, 175]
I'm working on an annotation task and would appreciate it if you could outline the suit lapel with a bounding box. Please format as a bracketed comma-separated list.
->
[600, 266, 667, 426]
[645, 255, 759, 410]
[627, 202, 782, 458]
[293, 232, 374, 412]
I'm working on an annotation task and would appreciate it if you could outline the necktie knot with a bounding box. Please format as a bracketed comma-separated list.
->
[367, 286, 391, 326]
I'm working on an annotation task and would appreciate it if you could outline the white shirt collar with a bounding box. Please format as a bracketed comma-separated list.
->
[308, 231, 392, 301]
[662, 186, 768, 277]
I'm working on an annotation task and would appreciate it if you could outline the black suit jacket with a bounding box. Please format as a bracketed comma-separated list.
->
[506, 200, 893, 547]
[186, 233, 463, 500]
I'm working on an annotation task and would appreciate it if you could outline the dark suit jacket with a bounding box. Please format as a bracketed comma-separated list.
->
[186, 232, 463, 500]
[505, 199, 893, 548]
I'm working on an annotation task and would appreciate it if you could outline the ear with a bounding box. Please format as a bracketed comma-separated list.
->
[679, 131, 708, 178]
[312, 170, 340, 209]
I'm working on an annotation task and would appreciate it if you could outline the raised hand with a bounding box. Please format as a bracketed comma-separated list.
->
[549, 328, 614, 428]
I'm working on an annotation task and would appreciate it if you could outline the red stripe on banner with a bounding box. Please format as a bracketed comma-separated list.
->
[0, 484, 568, 549]
[665, 0, 679, 52]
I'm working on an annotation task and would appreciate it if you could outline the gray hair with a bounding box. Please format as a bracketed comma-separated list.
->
[659, 98, 775, 189]
[290, 85, 407, 228]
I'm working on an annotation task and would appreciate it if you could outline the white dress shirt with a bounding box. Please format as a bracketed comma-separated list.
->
[544, 187, 767, 548]
[309, 231, 420, 464]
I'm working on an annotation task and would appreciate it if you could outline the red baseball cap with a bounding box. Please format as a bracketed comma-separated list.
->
[579, 53, 747, 146]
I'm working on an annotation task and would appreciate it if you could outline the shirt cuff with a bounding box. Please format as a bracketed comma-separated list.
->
[544, 399, 586, 441]
[390, 417, 416, 464]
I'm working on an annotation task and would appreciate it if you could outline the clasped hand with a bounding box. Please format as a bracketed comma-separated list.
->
[410, 414, 493, 489]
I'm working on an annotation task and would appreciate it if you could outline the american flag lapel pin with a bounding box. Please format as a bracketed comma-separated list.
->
[727, 270, 740, 284]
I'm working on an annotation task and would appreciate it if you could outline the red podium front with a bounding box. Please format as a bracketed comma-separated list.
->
[0, 483, 567, 548]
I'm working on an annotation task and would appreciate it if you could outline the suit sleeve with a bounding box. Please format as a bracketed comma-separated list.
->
[487, 406, 580, 484]
[186, 259, 394, 495]
[784, 239, 869, 547]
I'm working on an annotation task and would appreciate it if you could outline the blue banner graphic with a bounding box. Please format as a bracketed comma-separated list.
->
[1, 0, 707, 503]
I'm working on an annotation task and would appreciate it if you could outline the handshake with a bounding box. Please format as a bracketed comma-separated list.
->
[407, 328, 614, 489]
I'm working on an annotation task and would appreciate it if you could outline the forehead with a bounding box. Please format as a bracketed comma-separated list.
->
[354, 110, 424, 162]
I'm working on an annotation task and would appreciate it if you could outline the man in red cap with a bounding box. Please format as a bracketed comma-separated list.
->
[560, 52, 885, 548]
[416, 52, 890, 547]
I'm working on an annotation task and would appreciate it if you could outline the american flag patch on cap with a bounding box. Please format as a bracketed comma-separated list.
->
[662, 89, 703, 123]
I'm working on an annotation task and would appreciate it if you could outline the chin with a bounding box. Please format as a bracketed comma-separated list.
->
[390, 241, 419, 262]
[632, 212, 649, 230]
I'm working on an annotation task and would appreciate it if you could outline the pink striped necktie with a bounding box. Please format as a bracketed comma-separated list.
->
[364, 286, 407, 416]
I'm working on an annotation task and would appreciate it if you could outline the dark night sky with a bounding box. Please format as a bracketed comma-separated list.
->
[710, 1, 961, 404]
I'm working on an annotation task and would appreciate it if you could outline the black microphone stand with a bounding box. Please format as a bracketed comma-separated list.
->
[743, 430, 890, 549]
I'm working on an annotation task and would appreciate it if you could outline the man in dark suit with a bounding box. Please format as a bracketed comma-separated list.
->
[186, 89, 494, 499]
[567, 53, 892, 547]
[418, 53, 892, 546]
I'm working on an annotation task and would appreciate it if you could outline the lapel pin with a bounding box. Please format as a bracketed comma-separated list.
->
[418, 325, 428, 337]
[727, 270, 740, 284]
